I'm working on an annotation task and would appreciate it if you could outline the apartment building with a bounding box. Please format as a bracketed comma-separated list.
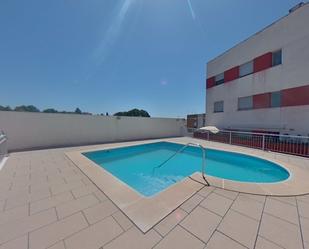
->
[206, 2, 309, 136]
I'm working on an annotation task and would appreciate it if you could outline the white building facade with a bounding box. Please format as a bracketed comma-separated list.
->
[206, 3, 309, 136]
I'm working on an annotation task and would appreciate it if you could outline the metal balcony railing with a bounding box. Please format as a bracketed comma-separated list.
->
[194, 130, 309, 157]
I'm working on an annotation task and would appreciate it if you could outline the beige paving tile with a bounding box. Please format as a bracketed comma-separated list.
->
[83, 200, 118, 224]
[154, 208, 187, 236]
[71, 184, 99, 198]
[29, 212, 88, 249]
[231, 194, 263, 220]
[237, 193, 265, 203]
[180, 194, 204, 213]
[200, 192, 233, 217]
[297, 195, 309, 204]
[0, 200, 4, 212]
[181, 206, 221, 243]
[259, 213, 303, 249]
[29, 178, 62, 192]
[64, 172, 86, 183]
[0, 235, 28, 249]
[47, 174, 65, 184]
[205, 231, 247, 249]
[0, 181, 18, 194]
[0, 187, 29, 201]
[153, 225, 204, 249]
[48, 241, 66, 249]
[5, 187, 50, 210]
[269, 196, 296, 206]
[81, 177, 93, 186]
[64, 216, 123, 249]
[264, 198, 299, 225]
[213, 188, 238, 200]
[198, 186, 215, 198]
[58, 169, 77, 178]
[30, 172, 48, 182]
[104, 226, 161, 249]
[301, 216, 309, 244]
[298, 199, 309, 219]
[218, 209, 259, 249]
[0, 208, 57, 244]
[112, 211, 134, 231]
[50, 180, 85, 195]
[255, 236, 284, 249]
[56, 194, 99, 219]
[0, 204, 28, 225]
[93, 190, 108, 202]
[30, 191, 74, 215]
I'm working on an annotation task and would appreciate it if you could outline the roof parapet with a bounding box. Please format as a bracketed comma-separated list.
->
[289, 2, 306, 13]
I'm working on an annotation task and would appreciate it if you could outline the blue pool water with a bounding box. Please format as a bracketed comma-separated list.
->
[83, 142, 290, 197]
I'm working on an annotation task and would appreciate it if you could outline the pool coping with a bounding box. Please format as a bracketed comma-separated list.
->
[65, 138, 309, 233]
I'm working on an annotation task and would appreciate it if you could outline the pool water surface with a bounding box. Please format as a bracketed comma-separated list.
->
[83, 142, 290, 197]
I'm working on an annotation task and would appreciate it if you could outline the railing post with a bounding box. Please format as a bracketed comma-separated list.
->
[229, 131, 232, 145]
[262, 135, 265, 151]
[0, 133, 8, 161]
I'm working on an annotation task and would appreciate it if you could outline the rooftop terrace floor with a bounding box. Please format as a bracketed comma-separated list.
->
[0, 137, 308, 249]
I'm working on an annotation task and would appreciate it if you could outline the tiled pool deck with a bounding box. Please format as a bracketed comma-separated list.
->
[0, 137, 309, 249]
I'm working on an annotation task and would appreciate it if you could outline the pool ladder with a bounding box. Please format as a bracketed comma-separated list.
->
[152, 142, 210, 186]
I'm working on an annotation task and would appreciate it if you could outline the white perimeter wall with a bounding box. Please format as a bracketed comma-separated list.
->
[0, 111, 186, 151]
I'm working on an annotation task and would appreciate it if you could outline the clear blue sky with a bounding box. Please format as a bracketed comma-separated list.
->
[0, 0, 301, 117]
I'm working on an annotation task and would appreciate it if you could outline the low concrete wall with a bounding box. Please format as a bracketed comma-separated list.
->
[0, 111, 186, 151]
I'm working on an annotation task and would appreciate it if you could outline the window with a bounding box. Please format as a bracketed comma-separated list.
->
[214, 101, 224, 113]
[238, 96, 253, 110]
[272, 50, 282, 66]
[239, 61, 253, 77]
[271, 91, 281, 107]
[215, 73, 224, 85]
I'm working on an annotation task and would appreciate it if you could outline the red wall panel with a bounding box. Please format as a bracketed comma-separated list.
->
[282, 85, 309, 107]
[253, 52, 272, 73]
[224, 66, 239, 83]
[206, 77, 215, 89]
[253, 93, 271, 109]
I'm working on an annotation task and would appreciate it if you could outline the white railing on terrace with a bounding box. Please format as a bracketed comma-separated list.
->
[194, 130, 309, 157]
[0, 131, 8, 162]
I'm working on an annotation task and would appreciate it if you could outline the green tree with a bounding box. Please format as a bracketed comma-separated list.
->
[74, 108, 82, 114]
[43, 108, 58, 113]
[14, 105, 40, 112]
[114, 109, 150, 117]
[0, 105, 12, 111]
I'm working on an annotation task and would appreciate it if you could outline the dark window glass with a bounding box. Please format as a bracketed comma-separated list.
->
[215, 73, 224, 85]
[272, 50, 282, 66]
[214, 101, 224, 113]
[271, 91, 281, 107]
[238, 96, 253, 110]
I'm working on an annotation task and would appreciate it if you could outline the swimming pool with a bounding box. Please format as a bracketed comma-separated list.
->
[83, 142, 290, 197]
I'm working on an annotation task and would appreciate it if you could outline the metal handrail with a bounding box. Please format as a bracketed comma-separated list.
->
[219, 130, 309, 139]
[0, 132, 8, 161]
[194, 129, 309, 157]
[152, 142, 210, 186]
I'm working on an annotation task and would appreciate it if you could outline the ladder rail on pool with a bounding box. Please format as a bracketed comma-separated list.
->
[152, 142, 210, 186]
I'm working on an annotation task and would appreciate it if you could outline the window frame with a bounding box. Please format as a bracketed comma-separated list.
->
[239, 61, 254, 78]
[238, 96, 253, 111]
[213, 100, 224, 113]
[272, 50, 282, 67]
[215, 73, 224, 86]
[270, 91, 281, 108]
